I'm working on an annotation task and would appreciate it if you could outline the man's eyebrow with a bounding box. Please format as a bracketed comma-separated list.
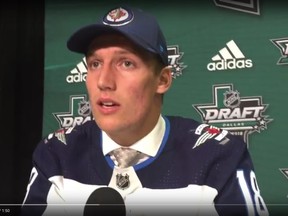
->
[106, 47, 140, 56]
[114, 49, 133, 55]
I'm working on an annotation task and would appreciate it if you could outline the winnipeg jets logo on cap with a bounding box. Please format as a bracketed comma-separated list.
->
[103, 7, 134, 26]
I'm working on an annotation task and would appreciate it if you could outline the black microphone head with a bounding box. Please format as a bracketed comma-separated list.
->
[83, 187, 126, 216]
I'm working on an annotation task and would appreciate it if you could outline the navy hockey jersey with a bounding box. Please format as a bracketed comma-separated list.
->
[21, 116, 269, 216]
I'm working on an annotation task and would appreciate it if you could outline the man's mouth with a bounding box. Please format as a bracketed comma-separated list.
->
[97, 99, 120, 109]
[100, 101, 117, 108]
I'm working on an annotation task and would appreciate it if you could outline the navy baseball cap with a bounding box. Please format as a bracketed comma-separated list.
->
[67, 6, 168, 66]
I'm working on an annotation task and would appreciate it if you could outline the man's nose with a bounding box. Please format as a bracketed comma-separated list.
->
[97, 64, 116, 91]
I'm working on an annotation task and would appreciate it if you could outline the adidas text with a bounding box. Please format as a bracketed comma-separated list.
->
[207, 59, 253, 71]
[66, 72, 87, 83]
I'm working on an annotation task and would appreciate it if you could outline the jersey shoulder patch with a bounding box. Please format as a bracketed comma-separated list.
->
[44, 127, 75, 145]
[193, 124, 229, 149]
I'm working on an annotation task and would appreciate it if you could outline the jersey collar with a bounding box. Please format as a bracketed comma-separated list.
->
[102, 115, 166, 157]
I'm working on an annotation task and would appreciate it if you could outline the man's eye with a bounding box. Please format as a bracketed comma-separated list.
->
[123, 61, 133, 67]
[89, 61, 100, 69]
[92, 61, 99, 67]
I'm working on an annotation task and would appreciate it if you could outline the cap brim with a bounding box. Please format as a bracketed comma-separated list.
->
[67, 24, 156, 56]
[67, 24, 114, 54]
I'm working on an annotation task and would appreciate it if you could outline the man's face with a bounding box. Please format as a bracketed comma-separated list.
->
[85, 34, 170, 145]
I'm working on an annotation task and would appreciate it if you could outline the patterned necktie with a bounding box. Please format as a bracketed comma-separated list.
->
[111, 147, 144, 168]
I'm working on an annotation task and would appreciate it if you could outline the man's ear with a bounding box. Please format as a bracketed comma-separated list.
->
[156, 66, 172, 94]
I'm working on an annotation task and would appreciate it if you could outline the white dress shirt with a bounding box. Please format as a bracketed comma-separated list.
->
[102, 115, 166, 165]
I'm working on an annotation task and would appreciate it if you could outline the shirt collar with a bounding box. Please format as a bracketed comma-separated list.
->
[102, 115, 166, 157]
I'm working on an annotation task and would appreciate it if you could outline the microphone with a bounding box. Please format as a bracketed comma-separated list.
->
[83, 187, 126, 216]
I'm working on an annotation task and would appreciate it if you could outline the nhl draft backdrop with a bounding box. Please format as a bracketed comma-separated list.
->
[44, 0, 288, 214]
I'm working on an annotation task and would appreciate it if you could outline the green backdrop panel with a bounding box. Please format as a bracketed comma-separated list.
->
[44, 1, 288, 214]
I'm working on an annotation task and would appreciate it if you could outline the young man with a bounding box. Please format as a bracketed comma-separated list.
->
[21, 6, 269, 216]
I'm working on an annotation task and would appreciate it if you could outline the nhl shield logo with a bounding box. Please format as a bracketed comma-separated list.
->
[223, 90, 240, 109]
[78, 100, 91, 117]
[116, 173, 130, 190]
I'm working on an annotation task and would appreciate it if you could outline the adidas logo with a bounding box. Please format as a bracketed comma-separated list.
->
[207, 40, 253, 71]
[66, 57, 87, 83]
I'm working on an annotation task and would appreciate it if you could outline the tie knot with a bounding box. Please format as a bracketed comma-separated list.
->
[111, 147, 143, 168]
